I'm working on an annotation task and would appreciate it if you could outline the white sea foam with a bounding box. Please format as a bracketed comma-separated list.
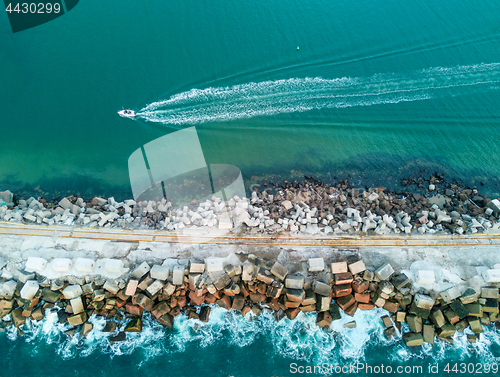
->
[5, 305, 500, 365]
[138, 63, 500, 125]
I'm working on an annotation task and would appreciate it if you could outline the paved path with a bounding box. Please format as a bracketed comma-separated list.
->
[1, 221, 499, 248]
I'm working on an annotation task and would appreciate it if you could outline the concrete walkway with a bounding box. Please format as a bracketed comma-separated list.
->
[1, 221, 500, 248]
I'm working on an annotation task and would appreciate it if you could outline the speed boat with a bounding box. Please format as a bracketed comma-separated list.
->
[118, 109, 137, 119]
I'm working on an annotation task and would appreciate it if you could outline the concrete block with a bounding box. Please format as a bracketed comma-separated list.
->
[105, 259, 124, 274]
[280, 200, 292, 210]
[150, 265, 170, 281]
[375, 263, 394, 281]
[441, 286, 461, 303]
[125, 279, 138, 296]
[67, 312, 88, 327]
[313, 281, 331, 297]
[20, 280, 39, 300]
[52, 258, 73, 272]
[189, 262, 205, 274]
[270, 262, 288, 281]
[146, 280, 165, 296]
[348, 260, 366, 275]
[481, 287, 499, 299]
[59, 197, 72, 209]
[0, 280, 16, 299]
[482, 269, 500, 283]
[415, 270, 435, 285]
[131, 262, 150, 279]
[62, 285, 83, 299]
[74, 258, 95, 273]
[308, 258, 325, 272]
[414, 293, 435, 310]
[25, 257, 47, 272]
[206, 258, 224, 273]
[172, 266, 184, 285]
[460, 288, 479, 304]
[285, 275, 304, 289]
[403, 332, 423, 347]
[103, 280, 120, 294]
[70, 296, 84, 314]
[331, 262, 348, 274]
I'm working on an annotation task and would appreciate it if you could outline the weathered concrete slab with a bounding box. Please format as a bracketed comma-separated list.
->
[52, 258, 73, 272]
[482, 269, 500, 283]
[105, 259, 124, 274]
[206, 258, 224, 273]
[415, 270, 435, 285]
[74, 258, 95, 273]
[25, 257, 47, 272]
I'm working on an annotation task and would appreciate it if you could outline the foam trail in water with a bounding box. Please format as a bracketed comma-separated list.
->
[138, 63, 500, 125]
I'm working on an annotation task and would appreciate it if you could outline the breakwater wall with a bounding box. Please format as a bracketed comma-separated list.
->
[1, 175, 500, 237]
[1, 247, 499, 347]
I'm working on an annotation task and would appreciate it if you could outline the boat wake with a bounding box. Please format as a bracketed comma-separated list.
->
[137, 63, 500, 125]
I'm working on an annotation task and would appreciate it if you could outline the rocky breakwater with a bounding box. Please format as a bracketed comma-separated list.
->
[0, 253, 499, 347]
[1, 175, 499, 236]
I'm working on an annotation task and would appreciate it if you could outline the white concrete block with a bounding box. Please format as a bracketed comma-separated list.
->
[20, 280, 39, 300]
[62, 285, 83, 299]
[206, 258, 224, 273]
[25, 257, 47, 272]
[482, 269, 500, 283]
[74, 258, 95, 273]
[103, 280, 120, 294]
[131, 261, 151, 279]
[415, 270, 435, 285]
[52, 258, 73, 272]
[70, 296, 84, 314]
[172, 266, 184, 285]
[308, 258, 325, 272]
[105, 259, 124, 274]
[146, 280, 164, 296]
[150, 265, 170, 281]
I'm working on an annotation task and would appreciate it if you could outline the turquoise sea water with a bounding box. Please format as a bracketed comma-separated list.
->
[1, 0, 500, 375]
[1, 0, 500, 198]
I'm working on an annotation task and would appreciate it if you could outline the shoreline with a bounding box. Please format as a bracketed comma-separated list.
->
[1, 175, 500, 238]
[0, 233, 499, 348]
